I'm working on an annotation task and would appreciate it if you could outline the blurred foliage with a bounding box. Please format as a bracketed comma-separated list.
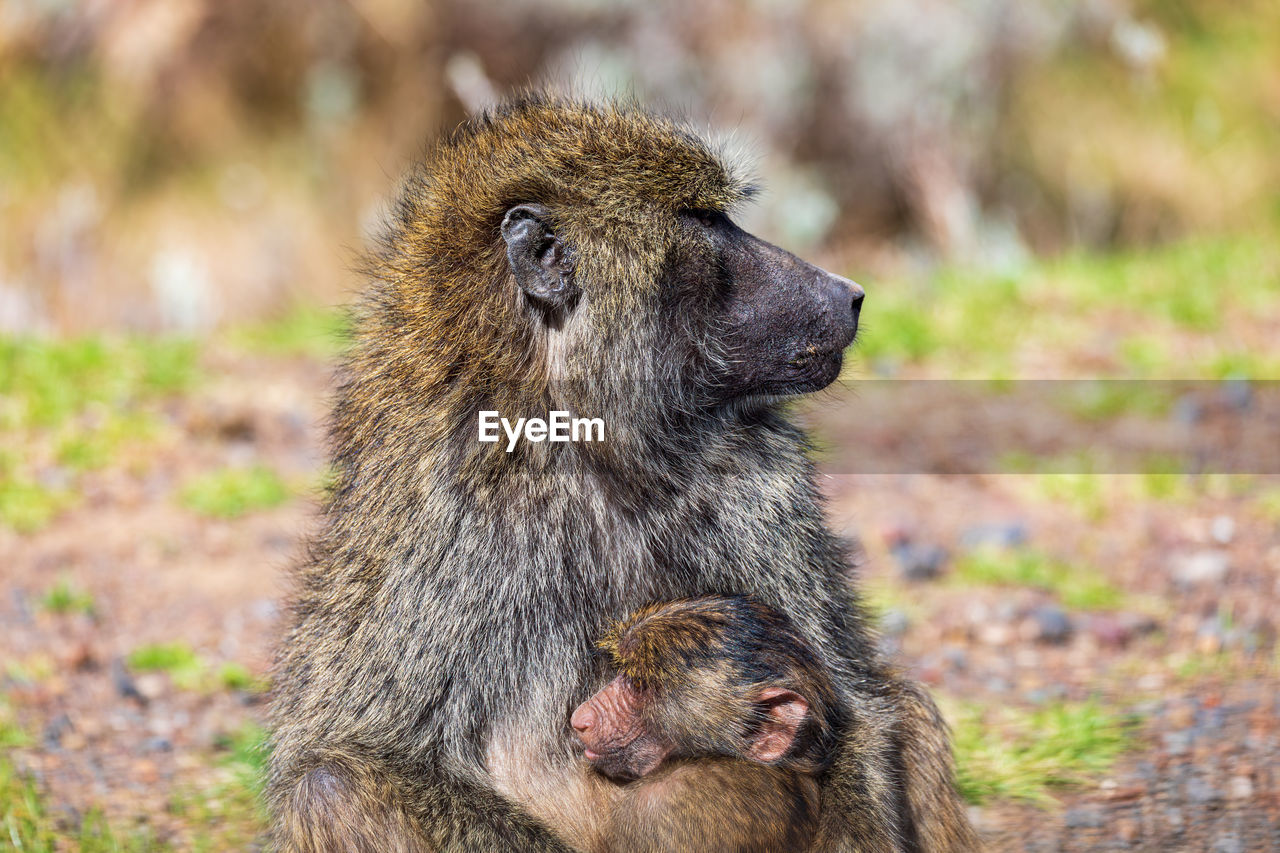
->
[855, 233, 1280, 379]
[127, 642, 206, 691]
[0, 336, 196, 533]
[0, 337, 197, 430]
[166, 722, 269, 851]
[2, 703, 163, 852]
[228, 306, 347, 360]
[953, 547, 1125, 611]
[40, 576, 96, 617]
[947, 699, 1137, 805]
[179, 465, 290, 519]
[0, 0, 1277, 333]
[126, 642, 264, 695]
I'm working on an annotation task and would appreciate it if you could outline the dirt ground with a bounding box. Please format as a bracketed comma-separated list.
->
[2, 345, 1278, 850]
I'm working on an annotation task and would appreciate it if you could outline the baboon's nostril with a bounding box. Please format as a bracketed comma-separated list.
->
[849, 282, 865, 314]
[570, 704, 594, 733]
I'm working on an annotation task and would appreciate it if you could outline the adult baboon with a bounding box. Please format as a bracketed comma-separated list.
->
[268, 95, 977, 852]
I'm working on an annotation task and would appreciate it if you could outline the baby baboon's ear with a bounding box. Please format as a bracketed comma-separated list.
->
[501, 204, 578, 311]
[747, 687, 809, 763]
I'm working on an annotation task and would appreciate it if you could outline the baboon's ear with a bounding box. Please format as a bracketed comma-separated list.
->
[747, 687, 809, 763]
[501, 204, 578, 310]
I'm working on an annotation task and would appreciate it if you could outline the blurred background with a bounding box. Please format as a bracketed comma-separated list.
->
[2, 0, 1278, 849]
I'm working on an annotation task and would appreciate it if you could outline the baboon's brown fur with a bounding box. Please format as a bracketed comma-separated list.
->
[581, 596, 836, 853]
[268, 94, 979, 852]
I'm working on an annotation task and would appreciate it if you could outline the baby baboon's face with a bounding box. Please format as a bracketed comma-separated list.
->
[570, 675, 671, 782]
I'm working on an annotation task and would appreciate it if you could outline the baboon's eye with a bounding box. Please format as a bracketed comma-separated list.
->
[682, 208, 725, 230]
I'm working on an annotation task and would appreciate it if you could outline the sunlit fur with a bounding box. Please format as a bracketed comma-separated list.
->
[600, 595, 841, 776]
[267, 94, 978, 852]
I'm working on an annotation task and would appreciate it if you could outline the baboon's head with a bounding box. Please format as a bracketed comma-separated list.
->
[572, 595, 840, 780]
[367, 95, 862, 437]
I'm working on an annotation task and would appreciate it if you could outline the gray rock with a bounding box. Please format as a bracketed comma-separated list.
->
[1211, 834, 1243, 853]
[942, 646, 969, 671]
[1210, 515, 1236, 544]
[1063, 806, 1105, 828]
[1186, 776, 1223, 806]
[891, 542, 947, 581]
[880, 609, 911, 637]
[144, 736, 173, 753]
[960, 521, 1028, 550]
[1170, 550, 1229, 588]
[1030, 605, 1073, 644]
[1222, 378, 1252, 411]
[111, 659, 146, 704]
[1173, 393, 1203, 425]
[42, 714, 73, 749]
[1162, 731, 1192, 755]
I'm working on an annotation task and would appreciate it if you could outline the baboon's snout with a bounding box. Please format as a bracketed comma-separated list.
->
[816, 269, 864, 349]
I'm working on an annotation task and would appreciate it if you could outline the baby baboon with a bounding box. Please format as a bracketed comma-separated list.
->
[269, 95, 977, 853]
[572, 596, 840, 853]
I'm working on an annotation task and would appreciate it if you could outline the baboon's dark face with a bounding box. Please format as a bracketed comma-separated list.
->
[500, 193, 862, 412]
[672, 210, 865, 403]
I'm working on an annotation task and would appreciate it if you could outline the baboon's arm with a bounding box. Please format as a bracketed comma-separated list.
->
[892, 681, 983, 853]
[810, 705, 904, 853]
[274, 756, 576, 853]
[809, 682, 982, 853]
[417, 773, 580, 853]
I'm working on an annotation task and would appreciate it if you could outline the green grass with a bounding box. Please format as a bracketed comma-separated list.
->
[947, 700, 1137, 805]
[179, 465, 290, 519]
[854, 233, 1280, 379]
[128, 642, 206, 691]
[1, 702, 167, 851]
[215, 663, 265, 693]
[953, 547, 1124, 611]
[126, 643, 263, 695]
[0, 335, 197, 533]
[228, 307, 346, 359]
[0, 475, 72, 534]
[1254, 487, 1280, 522]
[0, 336, 197, 431]
[40, 577, 96, 616]
[169, 723, 268, 851]
[213, 722, 270, 800]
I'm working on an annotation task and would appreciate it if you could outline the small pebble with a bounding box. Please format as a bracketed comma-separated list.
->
[1170, 550, 1229, 587]
[144, 736, 174, 753]
[1063, 806, 1105, 828]
[1186, 776, 1222, 805]
[891, 542, 947, 581]
[1210, 515, 1235, 544]
[1030, 605, 1073, 645]
[42, 714, 73, 749]
[978, 624, 1013, 646]
[960, 521, 1028, 550]
[1162, 731, 1192, 755]
[135, 673, 168, 701]
[1087, 614, 1131, 648]
[1228, 775, 1253, 799]
[1212, 834, 1244, 853]
[942, 647, 969, 671]
[111, 659, 146, 703]
[880, 609, 910, 637]
[1222, 378, 1252, 411]
[1172, 393, 1203, 425]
